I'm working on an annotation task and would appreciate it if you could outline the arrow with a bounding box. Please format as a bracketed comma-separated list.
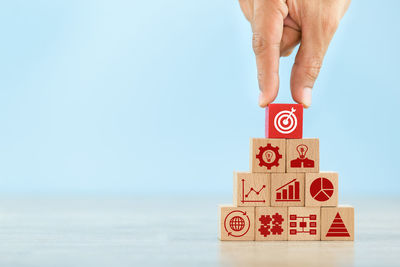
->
[283, 107, 296, 125]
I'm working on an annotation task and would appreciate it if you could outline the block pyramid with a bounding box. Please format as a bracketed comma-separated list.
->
[218, 103, 355, 241]
[326, 213, 351, 237]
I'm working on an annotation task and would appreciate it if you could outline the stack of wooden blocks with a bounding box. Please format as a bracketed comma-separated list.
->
[218, 103, 354, 241]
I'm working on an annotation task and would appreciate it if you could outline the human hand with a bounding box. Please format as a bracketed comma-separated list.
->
[239, 0, 350, 108]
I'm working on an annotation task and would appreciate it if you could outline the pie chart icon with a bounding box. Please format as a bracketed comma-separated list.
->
[310, 177, 334, 201]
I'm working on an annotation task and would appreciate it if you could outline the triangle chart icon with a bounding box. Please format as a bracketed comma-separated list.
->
[326, 212, 350, 237]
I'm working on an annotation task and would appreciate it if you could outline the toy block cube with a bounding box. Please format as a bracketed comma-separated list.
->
[271, 173, 305, 207]
[250, 138, 286, 173]
[233, 172, 270, 207]
[265, 103, 303, 139]
[255, 207, 288, 241]
[305, 172, 338, 207]
[286, 138, 319, 173]
[288, 207, 320, 241]
[321, 206, 354, 241]
[218, 205, 255, 241]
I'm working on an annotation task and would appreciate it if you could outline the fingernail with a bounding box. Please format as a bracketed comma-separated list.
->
[302, 87, 312, 108]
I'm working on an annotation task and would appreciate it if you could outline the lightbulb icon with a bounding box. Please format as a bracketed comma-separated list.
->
[265, 151, 274, 162]
[296, 144, 308, 159]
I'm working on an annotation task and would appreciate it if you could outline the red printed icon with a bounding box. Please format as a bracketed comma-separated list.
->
[290, 144, 315, 168]
[310, 177, 334, 202]
[224, 210, 251, 237]
[326, 212, 350, 237]
[289, 214, 317, 235]
[241, 179, 266, 204]
[276, 179, 301, 202]
[256, 144, 282, 170]
[258, 213, 284, 237]
[266, 103, 303, 139]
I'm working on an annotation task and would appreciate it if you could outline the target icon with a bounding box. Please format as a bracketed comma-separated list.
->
[273, 107, 298, 134]
[266, 103, 303, 139]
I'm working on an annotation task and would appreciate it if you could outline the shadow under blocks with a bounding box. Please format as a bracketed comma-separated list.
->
[218, 103, 354, 241]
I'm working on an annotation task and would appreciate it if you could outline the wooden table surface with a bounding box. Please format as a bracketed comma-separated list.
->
[0, 196, 398, 266]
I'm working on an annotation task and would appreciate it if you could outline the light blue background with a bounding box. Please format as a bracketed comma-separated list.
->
[0, 0, 398, 196]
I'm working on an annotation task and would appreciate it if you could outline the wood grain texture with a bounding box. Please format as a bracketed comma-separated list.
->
[255, 207, 288, 241]
[305, 172, 339, 207]
[286, 138, 319, 173]
[321, 206, 354, 241]
[288, 207, 321, 241]
[250, 138, 286, 173]
[233, 172, 270, 207]
[218, 205, 255, 241]
[271, 173, 305, 207]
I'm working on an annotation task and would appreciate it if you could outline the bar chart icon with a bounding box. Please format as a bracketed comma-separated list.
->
[276, 178, 300, 202]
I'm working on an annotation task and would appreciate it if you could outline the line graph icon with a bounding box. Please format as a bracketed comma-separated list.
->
[276, 179, 300, 202]
[241, 179, 266, 204]
[310, 177, 334, 202]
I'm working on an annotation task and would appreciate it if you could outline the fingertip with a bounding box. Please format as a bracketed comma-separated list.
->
[257, 73, 279, 108]
[292, 87, 312, 108]
[258, 90, 277, 108]
[302, 87, 312, 108]
[258, 92, 268, 108]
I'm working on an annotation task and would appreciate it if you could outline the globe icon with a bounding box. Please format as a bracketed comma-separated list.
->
[229, 216, 245, 231]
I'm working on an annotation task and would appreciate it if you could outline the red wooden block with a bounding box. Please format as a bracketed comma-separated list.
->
[265, 103, 303, 139]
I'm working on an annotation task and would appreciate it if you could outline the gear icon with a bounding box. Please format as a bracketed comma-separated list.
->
[256, 143, 282, 170]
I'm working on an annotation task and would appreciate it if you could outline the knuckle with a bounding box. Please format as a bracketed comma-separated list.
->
[304, 66, 320, 81]
[252, 33, 266, 55]
[252, 33, 279, 56]
[297, 57, 323, 81]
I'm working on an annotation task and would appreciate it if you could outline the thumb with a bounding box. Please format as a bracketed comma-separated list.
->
[290, 19, 338, 108]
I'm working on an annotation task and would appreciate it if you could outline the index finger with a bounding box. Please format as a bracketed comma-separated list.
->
[252, 0, 288, 107]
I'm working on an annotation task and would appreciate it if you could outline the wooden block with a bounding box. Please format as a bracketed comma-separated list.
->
[218, 205, 255, 241]
[286, 138, 319, 173]
[271, 173, 305, 207]
[265, 103, 303, 139]
[321, 206, 354, 241]
[255, 207, 288, 241]
[233, 172, 270, 207]
[288, 207, 320, 241]
[305, 172, 338, 207]
[250, 138, 286, 173]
